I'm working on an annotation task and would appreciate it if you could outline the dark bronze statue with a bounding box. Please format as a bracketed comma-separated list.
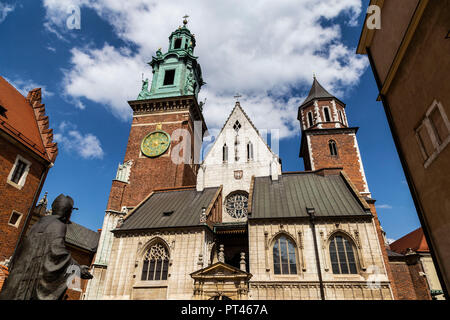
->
[0, 194, 92, 300]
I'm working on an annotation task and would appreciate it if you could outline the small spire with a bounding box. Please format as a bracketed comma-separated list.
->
[234, 92, 242, 103]
[313, 72, 316, 79]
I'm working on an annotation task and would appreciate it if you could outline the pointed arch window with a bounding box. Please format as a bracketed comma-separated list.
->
[307, 111, 314, 127]
[329, 140, 338, 156]
[223, 144, 228, 162]
[141, 243, 170, 281]
[324, 107, 331, 122]
[247, 141, 254, 161]
[273, 235, 297, 275]
[329, 235, 357, 274]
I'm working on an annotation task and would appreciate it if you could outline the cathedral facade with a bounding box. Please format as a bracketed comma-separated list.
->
[84, 20, 395, 300]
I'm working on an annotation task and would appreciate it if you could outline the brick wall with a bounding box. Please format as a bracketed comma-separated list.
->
[108, 109, 202, 210]
[0, 136, 46, 261]
[389, 258, 432, 300]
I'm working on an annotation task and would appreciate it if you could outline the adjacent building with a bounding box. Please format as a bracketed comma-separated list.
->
[357, 0, 450, 297]
[389, 227, 444, 300]
[0, 76, 58, 270]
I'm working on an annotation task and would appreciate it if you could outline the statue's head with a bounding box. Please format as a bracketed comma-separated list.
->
[51, 194, 75, 223]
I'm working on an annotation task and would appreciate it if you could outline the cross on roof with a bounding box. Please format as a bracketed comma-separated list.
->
[234, 93, 242, 102]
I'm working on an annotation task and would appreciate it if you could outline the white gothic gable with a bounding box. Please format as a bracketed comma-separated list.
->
[197, 102, 281, 223]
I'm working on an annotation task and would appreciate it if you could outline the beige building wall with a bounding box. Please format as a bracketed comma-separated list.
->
[247, 219, 393, 300]
[102, 228, 211, 300]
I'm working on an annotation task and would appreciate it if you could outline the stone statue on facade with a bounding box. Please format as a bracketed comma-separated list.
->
[0, 194, 93, 300]
[137, 78, 151, 100]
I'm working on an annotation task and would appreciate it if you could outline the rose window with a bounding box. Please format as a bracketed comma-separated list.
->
[225, 193, 248, 219]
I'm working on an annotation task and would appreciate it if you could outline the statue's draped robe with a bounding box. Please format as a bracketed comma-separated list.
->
[0, 216, 77, 300]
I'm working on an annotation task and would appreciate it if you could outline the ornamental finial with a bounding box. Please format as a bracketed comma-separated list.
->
[183, 14, 189, 25]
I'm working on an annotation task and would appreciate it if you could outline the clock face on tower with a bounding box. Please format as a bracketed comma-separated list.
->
[141, 131, 171, 158]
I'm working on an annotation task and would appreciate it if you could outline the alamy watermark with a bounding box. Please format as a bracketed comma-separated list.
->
[66, 5, 81, 30]
[366, 5, 381, 30]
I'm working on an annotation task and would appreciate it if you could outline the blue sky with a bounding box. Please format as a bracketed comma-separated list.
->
[0, 0, 420, 241]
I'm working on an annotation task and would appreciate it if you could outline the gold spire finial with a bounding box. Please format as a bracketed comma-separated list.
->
[183, 14, 189, 25]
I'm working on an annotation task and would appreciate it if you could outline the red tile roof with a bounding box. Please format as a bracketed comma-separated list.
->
[390, 227, 429, 254]
[0, 76, 57, 162]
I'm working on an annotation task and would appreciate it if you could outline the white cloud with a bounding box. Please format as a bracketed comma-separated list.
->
[43, 0, 368, 139]
[55, 121, 104, 159]
[4, 77, 54, 98]
[0, 3, 14, 23]
[377, 204, 393, 209]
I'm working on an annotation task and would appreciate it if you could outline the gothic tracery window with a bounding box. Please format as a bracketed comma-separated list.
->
[225, 192, 248, 219]
[329, 235, 357, 274]
[141, 243, 170, 281]
[273, 235, 297, 275]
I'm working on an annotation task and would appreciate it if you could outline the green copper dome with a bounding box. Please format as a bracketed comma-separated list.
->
[137, 18, 205, 101]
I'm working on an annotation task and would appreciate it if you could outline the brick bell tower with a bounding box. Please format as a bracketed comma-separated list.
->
[298, 76, 370, 197]
[298, 76, 399, 299]
[84, 18, 207, 300]
[107, 17, 207, 213]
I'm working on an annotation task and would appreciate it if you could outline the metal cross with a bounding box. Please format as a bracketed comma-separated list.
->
[183, 14, 189, 24]
[234, 93, 242, 102]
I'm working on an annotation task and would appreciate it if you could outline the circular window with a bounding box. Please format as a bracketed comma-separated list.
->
[225, 192, 248, 219]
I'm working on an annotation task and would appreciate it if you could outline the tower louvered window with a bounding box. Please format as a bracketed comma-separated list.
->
[329, 140, 338, 156]
[141, 243, 170, 281]
[307, 112, 314, 127]
[324, 107, 331, 122]
[329, 235, 357, 274]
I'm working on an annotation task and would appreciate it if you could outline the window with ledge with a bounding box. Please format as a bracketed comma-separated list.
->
[324, 107, 331, 122]
[141, 243, 170, 281]
[307, 111, 314, 128]
[8, 211, 23, 228]
[7, 155, 31, 189]
[329, 140, 338, 156]
[273, 235, 297, 275]
[163, 69, 176, 86]
[329, 235, 357, 274]
[415, 100, 450, 167]
[338, 110, 344, 124]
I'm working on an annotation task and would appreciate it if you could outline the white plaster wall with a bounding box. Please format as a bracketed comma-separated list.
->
[200, 104, 281, 223]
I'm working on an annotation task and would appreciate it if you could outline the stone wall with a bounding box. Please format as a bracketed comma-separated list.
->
[248, 218, 393, 300]
[102, 228, 210, 300]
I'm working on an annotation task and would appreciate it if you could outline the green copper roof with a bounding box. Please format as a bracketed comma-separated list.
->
[136, 19, 204, 101]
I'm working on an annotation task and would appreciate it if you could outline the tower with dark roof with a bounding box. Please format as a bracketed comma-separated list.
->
[298, 76, 370, 197]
